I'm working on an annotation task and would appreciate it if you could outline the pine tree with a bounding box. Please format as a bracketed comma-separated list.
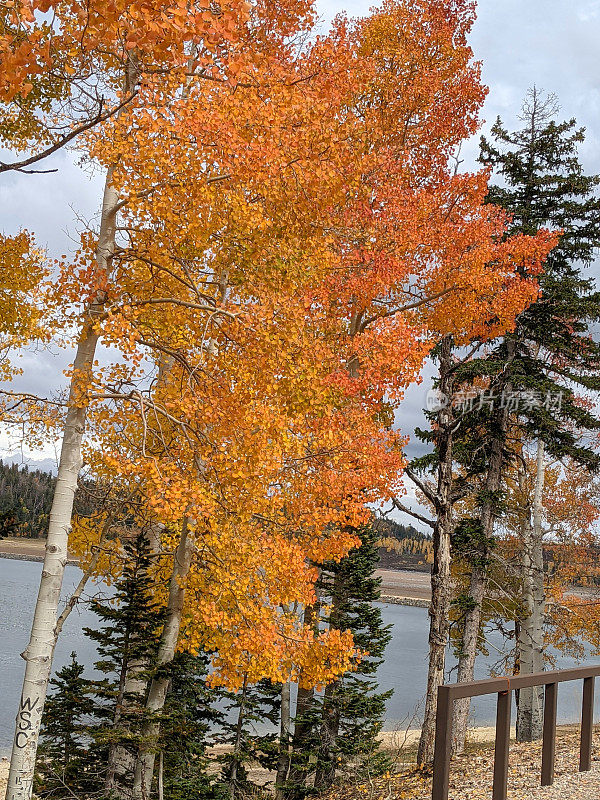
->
[36, 653, 98, 798]
[51, 532, 236, 800]
[84, 532, 165, 796]
[0, 504, 19, 538]
[159, 652, 228, 800]
[451, 88, 600, 748]
[287, 525, 392, 795]
[476, 88, 600, 466]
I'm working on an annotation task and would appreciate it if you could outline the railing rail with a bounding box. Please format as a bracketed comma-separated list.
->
[431, 664, 600, 800]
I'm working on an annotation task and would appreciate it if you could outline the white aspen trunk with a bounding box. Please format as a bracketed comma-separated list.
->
[6, 168, 119, 800]
[132, 520, 194, 800]
[275, 681, 292, 800]
[516, 440, 545, 741]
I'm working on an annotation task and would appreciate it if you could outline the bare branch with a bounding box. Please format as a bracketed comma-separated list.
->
[359, 287, 456, 332]
[134, 297, 237, 318]
[390, 497, 435, 529]
[404, 466, 437, 504]
[0, 93, 137, 174]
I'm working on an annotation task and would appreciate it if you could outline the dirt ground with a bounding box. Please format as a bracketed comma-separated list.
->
[332, 726, 600, 800]
[4, 727, 598, 799]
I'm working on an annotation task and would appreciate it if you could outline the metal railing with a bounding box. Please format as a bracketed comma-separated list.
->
[431, 664, 600, 800]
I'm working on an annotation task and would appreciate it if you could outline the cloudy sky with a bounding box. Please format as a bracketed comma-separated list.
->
[1, 0, 599, 473]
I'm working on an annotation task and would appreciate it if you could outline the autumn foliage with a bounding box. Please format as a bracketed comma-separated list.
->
[4, 0, 555, 692]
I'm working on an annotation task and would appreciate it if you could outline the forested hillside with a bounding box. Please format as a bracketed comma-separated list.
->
[0, 462, 97, 539]
[374, 518, 433, 571]
[0, 461, 55, 538]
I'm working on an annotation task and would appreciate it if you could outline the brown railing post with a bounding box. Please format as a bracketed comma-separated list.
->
[579, 675, 595, 772]
[432, 686, 453, 800]
[492, 689, 511, 800]
[431, 665, 600, 800]
[541, 682, 558, 786]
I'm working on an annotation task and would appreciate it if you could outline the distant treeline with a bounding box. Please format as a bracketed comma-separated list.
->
[0, 461, 55, 538]
[373, 517, 433, 571]
[0, 461, 98, 539]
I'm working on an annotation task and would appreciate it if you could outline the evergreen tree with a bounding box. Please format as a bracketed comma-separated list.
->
[451, 88, 600, 748]
[84, 533, 165, 796]
[36, 653, 98, 798]
[0, 460, 104, 538]
[0, 461, 54, 538]
[159, 651, 228, 800]
[0, 504, 19, 538]
[474, 87, 600, 465]
[216, 676, 281, 799]
[38, 535, 231, 800]
[287, 525, 392, 795]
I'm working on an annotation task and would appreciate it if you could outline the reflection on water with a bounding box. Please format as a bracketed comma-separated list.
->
[0, 560, 597, 754]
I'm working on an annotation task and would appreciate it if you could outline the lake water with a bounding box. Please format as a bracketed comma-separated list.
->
[0, 559, 598, 755]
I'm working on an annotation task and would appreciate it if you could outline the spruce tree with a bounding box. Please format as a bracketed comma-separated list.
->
[451, 88, 600, 748]
[216, 677, 281, 799]
[287, 525, 392, 795]
[37, 534, 230, 800]
[84, 532, 165, 796]
[36, 653, 98, 798]
[475, 88, 600, 464]
[159, 651, 228, 800]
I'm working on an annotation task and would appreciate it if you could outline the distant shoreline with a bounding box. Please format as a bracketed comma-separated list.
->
[0, 551, 80, 566]
[0, 539, 433, 605]
[0, 538, 79, 566]
[380, 594, 430, 608]
[0, 550, 45, 563]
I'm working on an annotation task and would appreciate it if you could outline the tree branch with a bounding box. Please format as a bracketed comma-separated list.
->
[390, 497, 435, 529]
[0, 93, 137, 174]
[404, 466, 437, 504]
[359, 287, 456, 332]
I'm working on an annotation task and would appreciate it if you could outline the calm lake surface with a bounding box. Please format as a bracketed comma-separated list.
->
[1, 558, 598, 755]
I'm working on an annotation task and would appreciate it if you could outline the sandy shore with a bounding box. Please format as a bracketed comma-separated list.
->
[375, 568, 431, 600]
[0, 728, 529, 796]
[375, 567, 431, 603]
[0, 537, 78, 565]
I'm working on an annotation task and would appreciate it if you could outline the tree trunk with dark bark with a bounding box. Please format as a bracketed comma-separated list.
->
[418, 336, 455, 765]
[452, 350, 513, 755]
